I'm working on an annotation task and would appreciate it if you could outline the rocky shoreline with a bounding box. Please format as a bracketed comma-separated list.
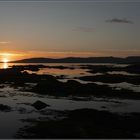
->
[0, 64, 140, 138]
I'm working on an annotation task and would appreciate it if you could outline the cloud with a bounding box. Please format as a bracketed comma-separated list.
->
[0, 41, 11, 44]
[0, 52, 24, 57]
[106, 18, 133, 24]
[72, 26, 95, 32]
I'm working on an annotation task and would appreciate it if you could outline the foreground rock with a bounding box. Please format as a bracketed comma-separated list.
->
[0, 104, 11, 112]
[45, 65, 75, 70]
[16, 108, 140, 138]
[0, 67, 57, 85]
[80, 64, 140, 74]
[78, 74, 140, 85]
[30, 79, 140, 100]
[32, 100, 50, 110]
[11, 65, 47, 72]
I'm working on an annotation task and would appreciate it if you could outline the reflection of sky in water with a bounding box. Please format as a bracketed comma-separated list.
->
[0, 63, 129, 78]
[109, 82, 140, 93]
[25, 68, 92, 78]
[0, 63, 139, 92]
[2, 62, 8, 69]
[23, 66, 104, 78]
[107, 71, 139, 76]
[94, 82, 140, 93]
[0, 63, 128, 69]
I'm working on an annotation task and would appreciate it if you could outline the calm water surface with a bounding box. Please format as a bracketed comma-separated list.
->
[0, 62, 128, 76]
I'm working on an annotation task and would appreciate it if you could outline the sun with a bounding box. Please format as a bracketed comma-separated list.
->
[1, 53, 11, 63]
[2, 58, 9, 63]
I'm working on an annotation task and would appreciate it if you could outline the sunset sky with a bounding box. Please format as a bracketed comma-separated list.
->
[0, 0, 140, 61]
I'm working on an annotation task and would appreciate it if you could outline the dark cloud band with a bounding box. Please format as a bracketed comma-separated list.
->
[106, 18, 133, 24]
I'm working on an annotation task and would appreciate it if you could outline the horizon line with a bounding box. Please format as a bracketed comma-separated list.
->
[0, 55, 138, 63]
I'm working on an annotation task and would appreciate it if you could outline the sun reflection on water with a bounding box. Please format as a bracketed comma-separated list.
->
[3, 62, 8, 69]
[1, 57, 9, 69]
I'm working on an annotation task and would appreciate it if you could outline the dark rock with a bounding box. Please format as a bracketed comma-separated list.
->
[80, 64, 140, 74]
[11, 65, 47, 72]
[31, 77, 140, 99]
[79, 74, 140, 85]
[56, 75, 67, 79]
[125, 64, 140, 74]
[32, 100, 50, 110]
[45, 65, 72, 70]
[16, 109, 140, 138]
[101, 106, 107, 109]
[0, 104, 11, 112]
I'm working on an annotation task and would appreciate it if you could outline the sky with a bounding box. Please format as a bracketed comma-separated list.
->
[0, 0, 140, 61]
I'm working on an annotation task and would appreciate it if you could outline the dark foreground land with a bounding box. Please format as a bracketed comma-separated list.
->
[16, 109, 140, 138]
[0, 64, 140, 138]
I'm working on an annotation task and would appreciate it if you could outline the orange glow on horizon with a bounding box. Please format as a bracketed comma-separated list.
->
[1, 53, 11, 63]
[2, 58, 9, 63]
[0, 50, 140, 62]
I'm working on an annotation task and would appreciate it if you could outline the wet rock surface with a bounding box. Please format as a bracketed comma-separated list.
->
[45, 65, 75, 70]
[80, 64, 140, 74]
[32, 100, 50, 110]
[16, 108, 140, 138]
[0, 104, 11, 112]
[31, 79, 140, 100]
[10, 65, 47, 71]
[78, 74, 140, 85]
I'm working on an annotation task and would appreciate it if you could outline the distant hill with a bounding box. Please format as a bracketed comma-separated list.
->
[10, 56, 140, 64]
